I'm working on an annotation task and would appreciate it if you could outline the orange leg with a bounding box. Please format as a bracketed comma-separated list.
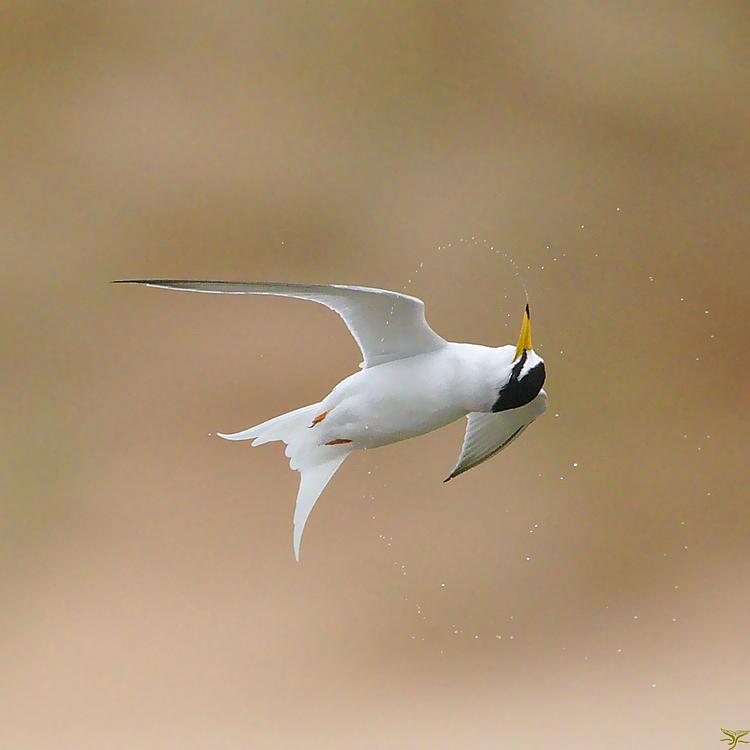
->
[309, 410, 329, 428]
[325, 439, 352, 446]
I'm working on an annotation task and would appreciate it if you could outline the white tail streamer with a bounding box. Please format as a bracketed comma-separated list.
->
[218, 403, 351, 560]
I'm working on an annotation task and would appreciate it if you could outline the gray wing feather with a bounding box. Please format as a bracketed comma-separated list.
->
[445, 390, 548, 481]
[114, 280, 446, 368]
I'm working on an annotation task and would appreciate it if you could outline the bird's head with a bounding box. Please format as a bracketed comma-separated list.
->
[492, 304, 546, 413]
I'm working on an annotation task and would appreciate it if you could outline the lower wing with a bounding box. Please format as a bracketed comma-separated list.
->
[445, 390, 548, 481]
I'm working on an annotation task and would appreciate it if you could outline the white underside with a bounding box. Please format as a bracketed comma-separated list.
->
[120, 280, 548, 560]
[219, 342, 547, 559]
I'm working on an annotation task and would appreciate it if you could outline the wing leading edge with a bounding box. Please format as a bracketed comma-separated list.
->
[113, 280, 446, 369]
[445, 390, 548, 481]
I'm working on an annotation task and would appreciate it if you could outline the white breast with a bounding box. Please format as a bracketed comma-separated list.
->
[316, 343, 514, 448]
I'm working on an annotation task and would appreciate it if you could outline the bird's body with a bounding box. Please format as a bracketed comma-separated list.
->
[309, 343, 512, 449]
[116, 279, 549, 559]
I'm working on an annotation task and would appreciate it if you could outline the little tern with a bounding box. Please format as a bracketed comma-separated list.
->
[116, 280, 548, 559]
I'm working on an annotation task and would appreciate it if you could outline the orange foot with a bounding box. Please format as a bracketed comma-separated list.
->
[325, 439, 352, 446]
[309, 410, 329, 428]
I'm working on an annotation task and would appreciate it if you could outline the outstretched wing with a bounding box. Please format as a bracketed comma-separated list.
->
[445, 391, 548, 481]
[114, 280, 446, 369]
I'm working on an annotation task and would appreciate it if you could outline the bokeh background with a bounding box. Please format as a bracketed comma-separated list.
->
[2, 2, 749, 748]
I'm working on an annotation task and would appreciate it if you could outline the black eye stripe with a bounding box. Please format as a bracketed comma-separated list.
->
[511, 350, 528, 379]
[492, 360, 546, 413]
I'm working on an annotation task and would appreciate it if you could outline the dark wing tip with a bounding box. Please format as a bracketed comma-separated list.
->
[111, 279, 212, 287]
[443, 468, 464, 482]
[525, 302, 530, 317]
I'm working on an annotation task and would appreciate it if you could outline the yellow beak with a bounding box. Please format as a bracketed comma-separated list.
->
[514, 304, 533, 361]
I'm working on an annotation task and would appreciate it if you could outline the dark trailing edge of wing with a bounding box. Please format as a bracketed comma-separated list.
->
[443, 424, 527, 482]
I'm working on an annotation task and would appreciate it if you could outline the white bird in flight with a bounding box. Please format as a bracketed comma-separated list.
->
[116, 280, 548, 559]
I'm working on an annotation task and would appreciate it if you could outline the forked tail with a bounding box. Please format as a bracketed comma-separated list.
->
[218, 403, 350, 560]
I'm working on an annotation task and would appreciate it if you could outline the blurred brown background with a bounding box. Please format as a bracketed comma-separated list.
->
[2, 2, 749, 748]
